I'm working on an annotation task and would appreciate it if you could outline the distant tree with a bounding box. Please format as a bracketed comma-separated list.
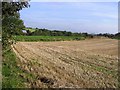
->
[66, 32, 72, 36]
[26, 30, 32, 36]
[36, 28, 39, 30]
[115, 32, 120, 37]
[82, 33, 88, 37]
[114, 32, 120, 39]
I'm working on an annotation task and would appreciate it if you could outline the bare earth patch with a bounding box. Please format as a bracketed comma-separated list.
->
[12, 38, 118, 88]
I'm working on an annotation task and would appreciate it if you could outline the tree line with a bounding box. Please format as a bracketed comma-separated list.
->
[22, 27, 120, 39]
[23, 27, 94, 38]
[95, 33, 120, 39]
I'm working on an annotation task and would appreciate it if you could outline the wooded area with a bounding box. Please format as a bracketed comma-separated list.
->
[22, 27, 120, 39]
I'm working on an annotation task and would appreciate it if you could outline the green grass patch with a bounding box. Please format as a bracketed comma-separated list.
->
[2, 50, 26, 88]
[113, 37, 120, 40]
[14, 36, 86, 42]
[2, 50, 38, 88]
[2, 50, 39, 88]
[88, 63, 118, 79]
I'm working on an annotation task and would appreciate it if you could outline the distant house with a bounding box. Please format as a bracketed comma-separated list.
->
[22, 30, 32, 36]
[0, 36, 1, 41]
[22, 30, 28, 35]
[22, 30, 27, 34]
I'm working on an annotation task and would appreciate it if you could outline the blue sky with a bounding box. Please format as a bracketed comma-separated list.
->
[20, 2, 118, 34]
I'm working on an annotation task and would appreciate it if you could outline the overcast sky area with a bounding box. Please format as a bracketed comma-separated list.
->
[20, 2, 118, 34]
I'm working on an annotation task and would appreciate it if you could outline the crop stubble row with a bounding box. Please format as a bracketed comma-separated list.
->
[13, 39, 118, 88]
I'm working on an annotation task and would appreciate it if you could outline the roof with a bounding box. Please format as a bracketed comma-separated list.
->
[22, 30, 27, 33]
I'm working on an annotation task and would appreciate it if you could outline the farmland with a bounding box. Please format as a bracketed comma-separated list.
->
[12, 38, 118, 88]
[14, 36, 85, 42]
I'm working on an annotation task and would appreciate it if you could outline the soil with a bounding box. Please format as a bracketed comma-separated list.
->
[12, 38, 118, 88]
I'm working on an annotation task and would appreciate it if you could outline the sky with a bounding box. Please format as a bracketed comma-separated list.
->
[30, 0, 119, 2]
[20, 2, 118, 34]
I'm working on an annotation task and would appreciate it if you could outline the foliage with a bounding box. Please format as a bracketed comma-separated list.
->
[2, 1, 29, 50]
[96, 32, 120, 40]
[113, 32, 120, 39]
[2, 1, 30, 88]
[24, 27, 91, 37]
[23, 27, 120, 40]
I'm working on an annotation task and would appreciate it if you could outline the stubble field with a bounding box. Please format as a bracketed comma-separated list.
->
[12, 38, 118, 88]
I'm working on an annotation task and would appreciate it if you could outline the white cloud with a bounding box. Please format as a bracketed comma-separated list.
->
[92, 13, 118, 19]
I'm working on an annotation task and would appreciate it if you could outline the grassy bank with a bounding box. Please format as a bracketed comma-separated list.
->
[14, 36, 86, 42]
[2, 48, 39, 88]
[2, 50, 26, 88]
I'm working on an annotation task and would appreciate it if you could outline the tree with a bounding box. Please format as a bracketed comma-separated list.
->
[2, 1, 30, 50]
[26, 30, 32, 36]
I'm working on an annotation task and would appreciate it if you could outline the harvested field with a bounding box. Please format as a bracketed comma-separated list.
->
[12, 38, 118, 88]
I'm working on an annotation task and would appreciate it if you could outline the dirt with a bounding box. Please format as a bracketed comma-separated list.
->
[12, 38, 118, 88]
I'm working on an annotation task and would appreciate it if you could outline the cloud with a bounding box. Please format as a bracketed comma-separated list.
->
[20, 2, 118, 34]
[92, 13, 118, 19]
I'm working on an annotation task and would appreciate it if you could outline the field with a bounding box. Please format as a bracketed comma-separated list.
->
[12, 38, 118, 88]
[14, 36, 85, 42]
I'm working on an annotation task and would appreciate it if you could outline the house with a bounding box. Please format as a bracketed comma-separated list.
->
[22, 30, 32, 36]
[22, 30, 27, 34]
[0, 36, 1, 41]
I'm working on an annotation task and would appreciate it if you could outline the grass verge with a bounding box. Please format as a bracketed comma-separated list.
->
[2, 50, 25, 88]
[2, 49, 39, 88]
